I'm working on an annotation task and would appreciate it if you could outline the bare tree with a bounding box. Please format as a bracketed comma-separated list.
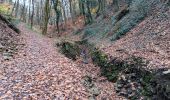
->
[42, 0, 50, 34]
[31, 0, 35, 29]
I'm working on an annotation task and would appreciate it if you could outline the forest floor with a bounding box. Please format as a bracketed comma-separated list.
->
[101, 8, 170, 69]
[0, 23, 125, 100]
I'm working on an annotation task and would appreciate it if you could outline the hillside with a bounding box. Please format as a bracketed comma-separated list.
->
[0, 0, 169, 100]
[0, 15, 20, 61]
[55, 1, 170, 99]
[71, 0, 170, 69]
[101, 4, 170, 69]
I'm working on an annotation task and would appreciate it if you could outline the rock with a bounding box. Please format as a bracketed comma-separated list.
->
[88, 96, 96, 100]
[89, 86, 101, 96]
[127, 88, 133, 95]
[82, 76, 101, 96]
[117, 78, 126, 85]
[163, 69, 170, 75]
[82, 76, 94, 88]
[120, 75, 127, 81]
[127, 80, 131, 83]
[117, 83, 124, 88]
[115, 86, 121, 93]
[118, 91, 128, 98]
[3, 52, 12, 60]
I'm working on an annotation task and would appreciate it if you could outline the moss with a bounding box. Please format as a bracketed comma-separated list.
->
[59, 39, 95, 61]
[58, 40, 157, 98]
[91, 49, 127, 82]
[91, 50, 108, 67]
[139, 72, 154, 97]
[91, 52, 155, 98]
[60, 42, 80, 60]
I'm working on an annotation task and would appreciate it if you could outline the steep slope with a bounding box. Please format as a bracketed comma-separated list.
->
[75, 0, 162, 43]
[101, 5, 170, 69]
[0, 15, 20, 61]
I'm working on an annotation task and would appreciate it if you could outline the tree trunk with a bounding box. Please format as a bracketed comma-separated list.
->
[31, 0, 34, 29]
[42, 0, 50, 34]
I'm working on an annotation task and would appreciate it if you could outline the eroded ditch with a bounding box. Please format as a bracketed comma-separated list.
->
[56, 39, 170, 100]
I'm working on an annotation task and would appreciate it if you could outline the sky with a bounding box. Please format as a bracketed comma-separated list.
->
[11, 0, 71, 19]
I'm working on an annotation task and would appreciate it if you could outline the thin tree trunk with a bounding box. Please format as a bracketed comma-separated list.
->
[42, 0, 50, 34]
[31, 0, 34, 29]
[10, 1, 16, 16]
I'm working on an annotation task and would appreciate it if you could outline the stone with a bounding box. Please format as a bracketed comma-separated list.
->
[2, 52, 12, 60]
[118, 91, 128, 98]
[115, 86, 121, 93]
[127, 80, 131, 83]
[82, 76, 94, 88]
[120, 75, 126, 81]
[89, 86, 101, 96]
[163, 69, 170, 75]
[89, 96, 95, 100]
[117, 83, 124, 88]
[127, 88, 133, 95]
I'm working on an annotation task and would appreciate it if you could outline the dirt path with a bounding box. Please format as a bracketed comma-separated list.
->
[0, 23, 123, 100]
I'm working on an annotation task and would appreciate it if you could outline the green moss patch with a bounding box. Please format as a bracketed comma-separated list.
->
[59, 42, 81, 60]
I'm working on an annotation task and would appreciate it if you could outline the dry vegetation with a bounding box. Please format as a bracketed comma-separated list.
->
[0, 0, 170, 99]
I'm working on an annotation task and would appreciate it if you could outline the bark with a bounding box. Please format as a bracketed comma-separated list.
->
[52, 0, 60, 34]
[31, 0, 35, 29]
[42, 0, 50, 34]
[15, 0, 19, 17]
[10, 1, 16, 16]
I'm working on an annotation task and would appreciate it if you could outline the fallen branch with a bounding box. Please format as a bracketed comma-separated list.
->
[0, 14, 20, 33]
